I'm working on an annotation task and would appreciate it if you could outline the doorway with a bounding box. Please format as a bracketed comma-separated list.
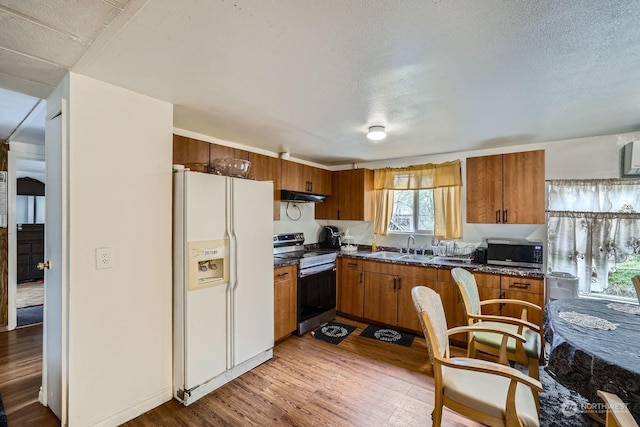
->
[15, 170, 46, 327]
[8, 157, 46, 330]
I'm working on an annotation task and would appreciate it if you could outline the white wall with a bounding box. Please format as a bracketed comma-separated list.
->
[274, 202, 323, 243]
[66, 74, 173, 425]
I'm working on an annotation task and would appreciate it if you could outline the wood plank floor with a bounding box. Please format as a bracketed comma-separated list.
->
[126, 317, 481, 426]
[0, 324, 58, 426]
[0, 317, 482, 426]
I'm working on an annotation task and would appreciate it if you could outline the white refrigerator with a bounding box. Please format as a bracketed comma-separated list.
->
[173, 170, 274, 405]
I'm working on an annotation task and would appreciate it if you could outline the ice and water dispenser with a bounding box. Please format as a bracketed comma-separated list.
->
[188, 239, 229, 290]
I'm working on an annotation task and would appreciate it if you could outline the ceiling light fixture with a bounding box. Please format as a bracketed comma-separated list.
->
[367, 126, 386, 141]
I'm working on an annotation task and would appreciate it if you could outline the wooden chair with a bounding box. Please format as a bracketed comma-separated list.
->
[597, 390, 639, 427]
[451, 268, 542, 383]
[632, 276, 640, 304]
[412, 286, 542, 427]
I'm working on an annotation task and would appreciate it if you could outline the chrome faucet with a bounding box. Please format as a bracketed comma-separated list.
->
[406, 235, 415, 254]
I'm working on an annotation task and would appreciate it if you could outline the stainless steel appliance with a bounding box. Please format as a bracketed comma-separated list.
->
[273, 233, 337, 335]
[486, 238, 543, 268]
[319, 225, 341, 249]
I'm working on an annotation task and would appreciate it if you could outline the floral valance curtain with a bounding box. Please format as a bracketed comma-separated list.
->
[373, 160, 462, 238]
[547, 179, 640, 295]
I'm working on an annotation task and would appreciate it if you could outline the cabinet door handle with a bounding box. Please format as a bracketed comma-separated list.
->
[496, 210, 501, 223]
[393, 277, 397, 290]
[503, 209, 508, 223]
[359, 272, 363, 283]
[276, 272, 289, 277]
[510, 282, 530, 289]
[347, 262, 358, 267]
[397, 277, 401, 290]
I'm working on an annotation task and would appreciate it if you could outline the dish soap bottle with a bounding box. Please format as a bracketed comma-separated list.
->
[371, 235, 377, 253]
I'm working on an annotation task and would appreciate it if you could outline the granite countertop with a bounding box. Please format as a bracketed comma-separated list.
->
[337, 250, 545, 279]
[273, 257, 298, 268]
[272, 246, 544, 278]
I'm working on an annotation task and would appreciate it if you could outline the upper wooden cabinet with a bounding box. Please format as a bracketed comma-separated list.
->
[173, 135, 280, 219]
[316, 169, 374, 221]
[249, 152, 281, 220]
[466, 150, 545, 224]
[173, 135, 210, 172]
[172, 135, 250, 173]
[281, 160, 332, 195]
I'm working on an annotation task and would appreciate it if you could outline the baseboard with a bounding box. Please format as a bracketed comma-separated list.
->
[88, 387, 173, 427]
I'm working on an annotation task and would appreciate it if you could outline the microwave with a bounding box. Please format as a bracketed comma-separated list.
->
[486, 238, 543, 268]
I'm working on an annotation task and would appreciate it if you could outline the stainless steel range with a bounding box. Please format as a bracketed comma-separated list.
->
[273, 233, 337, 335]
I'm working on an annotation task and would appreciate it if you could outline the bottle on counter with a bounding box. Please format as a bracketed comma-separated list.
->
[371, 235, 377, 253]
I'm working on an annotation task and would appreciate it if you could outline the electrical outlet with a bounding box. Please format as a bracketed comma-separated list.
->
[96, 247, 113, 270]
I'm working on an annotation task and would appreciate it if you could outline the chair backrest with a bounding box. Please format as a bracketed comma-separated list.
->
[597, 390, 639, 427]
[411, 286, 449, 362]
[451, 267, 481, 317]
[632, 276, 640, 305]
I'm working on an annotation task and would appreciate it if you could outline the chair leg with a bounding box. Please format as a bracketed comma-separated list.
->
[432, 392, 444, 427]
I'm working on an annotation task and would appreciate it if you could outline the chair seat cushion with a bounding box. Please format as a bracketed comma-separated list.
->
[473, 321, 541, 359]
[442, 359, 539, 427]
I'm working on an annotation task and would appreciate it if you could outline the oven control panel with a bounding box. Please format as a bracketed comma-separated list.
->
[273, 232, 305, 248]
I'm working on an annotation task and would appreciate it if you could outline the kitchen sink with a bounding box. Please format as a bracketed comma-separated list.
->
[366, 251, 405, 260]
[399, 254, 433, 263]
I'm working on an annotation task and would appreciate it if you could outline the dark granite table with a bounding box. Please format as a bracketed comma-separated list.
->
[544, 298, 640, 422]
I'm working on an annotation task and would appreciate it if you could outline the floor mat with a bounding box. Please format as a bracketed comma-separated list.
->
[359, 325, 415, 347]
[311, 321, 357, 344]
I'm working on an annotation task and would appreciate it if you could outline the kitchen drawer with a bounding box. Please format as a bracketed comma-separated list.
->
[401, 264, 436, 280]
[274, 265, 296, 283]
[502, 276, 544, 294]
[342, 259, 363, 271]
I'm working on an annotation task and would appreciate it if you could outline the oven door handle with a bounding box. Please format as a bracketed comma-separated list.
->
[299, 262, 337, 278]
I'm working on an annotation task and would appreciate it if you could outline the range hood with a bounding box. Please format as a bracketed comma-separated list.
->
[280, 189, 326, 203]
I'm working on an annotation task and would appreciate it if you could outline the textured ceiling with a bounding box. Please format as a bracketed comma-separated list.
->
[3, 1, 640, 164]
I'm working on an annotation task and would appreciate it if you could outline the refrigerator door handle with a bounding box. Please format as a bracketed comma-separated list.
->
[226, 177, 235, 369]
[231, 179, 239, 291]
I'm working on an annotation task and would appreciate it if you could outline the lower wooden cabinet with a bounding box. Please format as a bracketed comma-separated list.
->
[436, 269, 466, 331]
[338, 258, 365, 317]
[274, 264, 297, 342]
[473, 272, 502, 317]
[363, 268, 398, 325]
[354, 260, 437, 333]
[337, 257, 545, 337]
